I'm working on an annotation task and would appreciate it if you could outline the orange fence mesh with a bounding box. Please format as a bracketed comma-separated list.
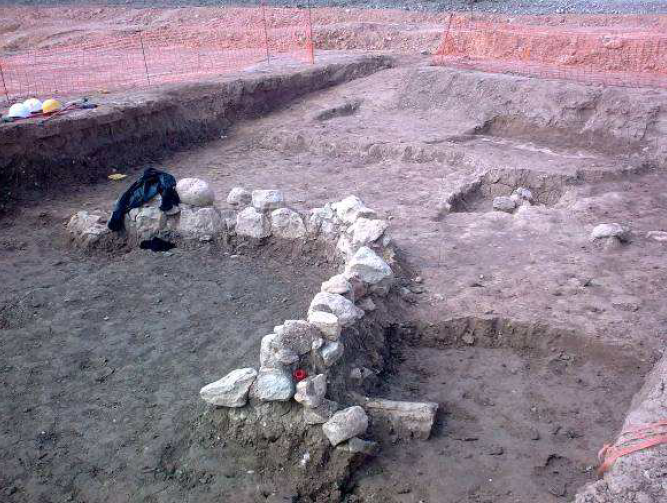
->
[0, 6, 313, 102]
[433, 14, 667, 89]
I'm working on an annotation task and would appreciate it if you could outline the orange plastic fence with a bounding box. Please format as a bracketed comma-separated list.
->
[433, 14, 667, 89]
[0, 6, 313, 102]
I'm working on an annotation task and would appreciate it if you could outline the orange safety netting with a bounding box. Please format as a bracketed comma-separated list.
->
[0, 6, 314, 102]
[433, 14, 667, 89]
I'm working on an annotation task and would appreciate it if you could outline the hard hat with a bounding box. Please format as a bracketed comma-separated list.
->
[8, 102, 30, 119]
[42, 99, 62, 114]
[23, 98, 43, 113]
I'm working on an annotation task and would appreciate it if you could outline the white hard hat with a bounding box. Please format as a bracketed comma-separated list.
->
[23, 98, 43, 113]
[8, 103, 30, 119]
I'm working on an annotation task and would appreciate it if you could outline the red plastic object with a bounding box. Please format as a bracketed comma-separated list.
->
[293, 369, 307, 382]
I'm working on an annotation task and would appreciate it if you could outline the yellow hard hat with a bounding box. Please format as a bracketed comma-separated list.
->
[42, 99, 62, 114]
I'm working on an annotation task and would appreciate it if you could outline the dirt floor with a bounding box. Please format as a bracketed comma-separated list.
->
[0, 215, 332, 502]
[2, 23, 667, 503]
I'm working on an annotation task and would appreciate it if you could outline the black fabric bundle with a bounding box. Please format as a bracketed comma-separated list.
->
[107, 168, 180, 232]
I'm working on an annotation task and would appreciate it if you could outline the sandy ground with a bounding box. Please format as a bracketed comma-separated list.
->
[2, 20, 667, 503]
[0, 215, 332, 502]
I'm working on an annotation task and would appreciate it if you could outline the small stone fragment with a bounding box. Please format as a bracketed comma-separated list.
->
[344, 247, 393, 285]
[493, 196, 517, 213]
[322, 406, 369, 446]
[176, 178, 215, 207]
[294, 374, 327, 408]
[200, 368, 257, 407]
[511, 187, 533, 204]
[591, 223, 630, 242]
[252, 190, 285, 212]
[303, 399, 340, 425]
[337, 437, 379, 456]
[236, 207, 271, 239]
[227, 187, 252, 207]
[358, 298, 376, 312]
[647, 231, 667, 242]
[307, 311, 342, 341]
[320, 341, 344, 367]
[308, 292, 364, 327]
[250, 366, 295, 402]
[271, 208, 307, 239]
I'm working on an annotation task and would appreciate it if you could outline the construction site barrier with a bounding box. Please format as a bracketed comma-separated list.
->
[433, 14, 667, 89]
[0, 5, 314, 102]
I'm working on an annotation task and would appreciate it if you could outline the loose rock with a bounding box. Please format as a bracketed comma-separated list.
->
[322, 406, 369, 446]
[250, 366, 295, 402]
[647, 231, 667, 242]
[67, 212, 110, 247]
[308, 292, 364, 327]
[294, 374, 327, 408]
[252, 190, 285, 212]
[303, 399, 339, 425]
[307, 311, 341, 341]
[200, 368, 258, 407]
[363, 398, 438, 440]
[493, 196, 517, 213]
[321, 274, 354, 299]
[320, 341, 345, 367]
[275, 320, 321, 355]
[337, 437, 379, 456]
[236, 207, 271, 239]
[344, 246, 393, 286]
[333, 196, 376, 224]
[178, 206, 223, 239]
[176, 178, 215, 207]
[591, 223, 630, 242]
[307, 204, 339, 237]
[260, 333, 299, 368]
[347, 218, 388, 249]
[271, 208, 307, 239]
[227, 187, 252, 207]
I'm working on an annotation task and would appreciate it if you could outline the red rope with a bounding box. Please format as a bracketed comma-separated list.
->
[598, 421, 667, 476]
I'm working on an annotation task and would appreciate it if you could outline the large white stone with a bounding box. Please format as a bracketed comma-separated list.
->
[178, 206, 223, 240]
[275, 320, 320, 355]
[252, 190, 285, 212]
[308, 204, 339, 237]
[591, 223, 630, 242]
[259, 333, 299, 368]
[344, 246, 393, 285]
[307, 311, 341, 341]
[322, 406, 369, 446]
[363, 398, 439, 440]
[271, 208, 307, 239]
[320, 341, 345, 367]
[127, 206, 166, 238]
[294, 374, 327, 408]
[236, 207, 271, 239]
[250, 366, 295, 402]
[199, 368, 257, 407]
[308, 292, 364, 327]
[347, 218, 388, 249]
[333, 196, 376, 224]
[227, 187, 252, 207]
[176, 178, 215, 207]
[67, 212, 110, 247]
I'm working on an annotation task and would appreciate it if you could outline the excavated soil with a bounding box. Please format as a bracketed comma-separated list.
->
[0, 215, 333, 502]
[1, 50, 667, 502]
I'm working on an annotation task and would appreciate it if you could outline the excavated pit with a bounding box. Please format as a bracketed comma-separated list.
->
[349, 317, 654, 503]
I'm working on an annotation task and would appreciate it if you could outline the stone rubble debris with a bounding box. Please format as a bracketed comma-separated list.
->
[591, 223, 630, 242]
[176, 178, 216, 207]
[200, 368, 258, 408]
[319, 341, 345, 367]
[492, 196, 517, 213]
[322, 406, 369, 446]
[227, 187, 252, 207]
[252, 189, 285, 212]
[294, 374, 327, 409]
[303, 399, 340, 425]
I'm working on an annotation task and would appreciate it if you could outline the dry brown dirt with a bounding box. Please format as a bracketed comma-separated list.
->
[1, 35, 666, 503]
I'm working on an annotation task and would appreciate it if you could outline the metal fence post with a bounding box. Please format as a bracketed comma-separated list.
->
[140, 34, 151, 86]
[0, 59, 9, 104]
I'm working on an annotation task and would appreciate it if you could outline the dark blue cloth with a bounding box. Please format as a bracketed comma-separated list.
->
[107, 167, 180, 232]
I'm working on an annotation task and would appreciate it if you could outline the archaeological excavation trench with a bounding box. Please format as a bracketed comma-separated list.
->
[2, 54, 667, 503]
